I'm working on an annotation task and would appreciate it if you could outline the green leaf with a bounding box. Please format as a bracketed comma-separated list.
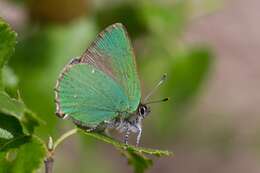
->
[0, 103, 41, 153]
[0, 18, 17, 89]
[79, 129, 172, 156]
[0, 91, 43, 135]
[0, 91, 25, 118]
[0, 135, 31, 153]
[79, 129, 172, 172]
[0, 136, 47, 173]
[0, 114, 26, 151]
[21, 110, 43, 134]
[0, 18, 16, 68]
[123, 148, 153, 173]
[2, 66, 19, 95]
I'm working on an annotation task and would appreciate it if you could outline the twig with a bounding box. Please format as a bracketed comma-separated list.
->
[54, 128, 78, 150]
[44, 128, 78, 173]
[44, 156, 54, 173]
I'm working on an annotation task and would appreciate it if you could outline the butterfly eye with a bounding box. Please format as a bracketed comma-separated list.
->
[139, 105, 148, 117]
[140, 107, 145, 115]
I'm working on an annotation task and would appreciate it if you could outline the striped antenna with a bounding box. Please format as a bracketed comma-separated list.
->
[144, 73, 167, 102]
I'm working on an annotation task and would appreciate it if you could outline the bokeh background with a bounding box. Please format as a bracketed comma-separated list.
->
[1, 0, 260, 172]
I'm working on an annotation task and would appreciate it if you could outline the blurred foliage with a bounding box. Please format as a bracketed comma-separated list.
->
[0, 136, 46, 173]
[0, 18, 47, 173]
[0, 0, 217, 172]
[167, 47, 212, 109]
[95, 2, 147, 38]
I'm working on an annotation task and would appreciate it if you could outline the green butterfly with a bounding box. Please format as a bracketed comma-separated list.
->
[55, 23, 167, 146]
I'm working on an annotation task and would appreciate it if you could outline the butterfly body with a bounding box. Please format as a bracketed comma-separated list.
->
[55, 23, 152, 146]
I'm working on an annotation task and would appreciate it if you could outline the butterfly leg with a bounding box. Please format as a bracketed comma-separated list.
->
[136, 124, 142, 147]
[124, 128, 130, 145]
[123, 121, 142, 146]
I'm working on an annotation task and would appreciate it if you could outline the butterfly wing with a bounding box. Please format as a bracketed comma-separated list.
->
[55, 23, 141, 127]
[80, 23, 141, 112]
[56, 63, 129, 127]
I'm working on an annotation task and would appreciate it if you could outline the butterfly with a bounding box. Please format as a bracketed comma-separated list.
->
[54, 23, 168, 146]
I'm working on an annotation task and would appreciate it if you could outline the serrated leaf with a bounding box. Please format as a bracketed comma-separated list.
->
[79, 129, 172, 156]
[21, 109, 43, 134]
[79, 130, 172, 172]
[0, 91, 43, 135]
[0, 18, 16, 68]
[0, 136, 47, 173]
[0, 91, 25, 118]
[0, 114, 26, 151]
[0, 18, 17, 89]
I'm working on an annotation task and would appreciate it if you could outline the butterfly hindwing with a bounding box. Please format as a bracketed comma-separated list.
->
[56, 63, 129, 127]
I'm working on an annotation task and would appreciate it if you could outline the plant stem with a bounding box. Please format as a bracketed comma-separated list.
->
[54, 128, 78, 150]
[44, 128, 78, 173]
[44, 157, 54, 173]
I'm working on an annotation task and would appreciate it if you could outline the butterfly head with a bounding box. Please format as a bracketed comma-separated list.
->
[137, 73, 169, 120]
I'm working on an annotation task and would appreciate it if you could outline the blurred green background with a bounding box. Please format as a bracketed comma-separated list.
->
[1, 0, 260, 172]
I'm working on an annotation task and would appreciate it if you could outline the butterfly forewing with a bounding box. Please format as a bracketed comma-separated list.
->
[80, 23, 141, 112]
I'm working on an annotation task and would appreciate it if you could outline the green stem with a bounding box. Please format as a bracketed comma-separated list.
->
[53, 128, 78, 150]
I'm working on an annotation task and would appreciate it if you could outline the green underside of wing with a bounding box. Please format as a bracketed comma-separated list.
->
[97, 25, 141, 111]
[85, 23, 141, 112]
[59, 64, 131, 126]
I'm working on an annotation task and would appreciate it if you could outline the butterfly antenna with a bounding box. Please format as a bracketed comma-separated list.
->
[144, 73, 167, 102]
[145, 97, 169, 105]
